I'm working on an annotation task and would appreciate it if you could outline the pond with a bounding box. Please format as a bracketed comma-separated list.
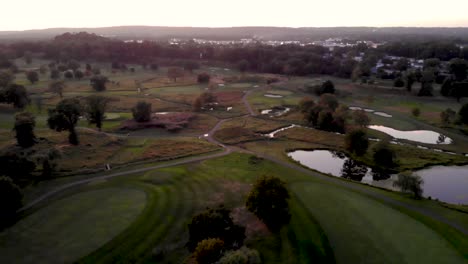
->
[287, 149, 468, 204]
[264, 94, 283, 98]
[374, 112, 393, 118]
[261, 107, 290, 117]
[368, 125, 453, 144]
[349, 106, 392, 117]
[264, 124, 297, 138]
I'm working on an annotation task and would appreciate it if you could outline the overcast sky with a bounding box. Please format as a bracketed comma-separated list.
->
[2, 0, 468, 31]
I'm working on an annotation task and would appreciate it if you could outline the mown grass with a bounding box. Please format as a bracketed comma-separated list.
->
[291, 182, 465, 264]
[4, 153, 467, 263]
[0, 187, 146, 264]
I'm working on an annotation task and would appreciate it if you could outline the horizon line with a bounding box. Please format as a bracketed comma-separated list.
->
[3, 25, 468, 32]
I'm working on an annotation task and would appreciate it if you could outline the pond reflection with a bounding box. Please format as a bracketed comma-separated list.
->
[341, 159, 368, 181]
[288, 149, 468, 204]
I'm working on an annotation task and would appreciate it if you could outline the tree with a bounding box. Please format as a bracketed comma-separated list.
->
[424, 58, 440, 69]
[345, 129, 369, 156]
[353, 110, 370, 127]
[26, 71, 39, 84]
[193, 238, 225, 264]
[318, 93, 339, 111]
[395, 58, 409, 71]
[418, 70, 434, 96]
[39, 65, 48, 75]
[372, 142, 396, 169]
[418, 81, 433, 96]
[183, 61, 200, 73]
[187, 206, 245, 251]
[404, 71, 415, 92]
[193, 97, 203, 112]
[197, 73, 210, 83]
[13, 112, 36, 148]
[448, 58, 468, 81]
[85, 95, 108, 131]
[440, 77, 453, 96]
[167, 67, 184, 82]
[90, 75, 108, 91]
[315, 80, 335, 95]
[393, 173, 424, 199]
[74, 70, 84, 79]
[48, 81, 65, 98]
[50, 69, 60, 80]
[246, 176, 290, 231]
[238, 60, 249, 73]
[150, 63, 159, 71]
[64, 71, 73, 79]
[1, 84, 30, 108]
[132, 101, 152, 122]
[67, 60, 80, 71]
[299, 97, 315, 114]
[0, 176, 23, 229]
[440, 108, 456, 125]
[0, 70, 14, 88]
[24, 52, 32, 64]
[458, 103, 468, 125]
[412, 107, 421, 117]
[393, 77, 404, 88]
[450, 82, 468, 102]
[47, 98, 82, 145]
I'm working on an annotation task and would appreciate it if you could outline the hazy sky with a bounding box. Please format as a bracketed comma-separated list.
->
[2, 0, 468, 30]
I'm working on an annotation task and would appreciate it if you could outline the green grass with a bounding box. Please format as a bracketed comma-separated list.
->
[0, 187, 146, 264]
[291, 182, 466, 264]
[5, 153, 467, 263]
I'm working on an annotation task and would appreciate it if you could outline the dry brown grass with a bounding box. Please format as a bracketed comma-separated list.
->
[278, 126, 345, 149]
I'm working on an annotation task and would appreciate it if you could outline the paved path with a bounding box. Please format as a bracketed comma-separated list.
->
[19, 148, 231, 212]
[20, 85, 468, 235]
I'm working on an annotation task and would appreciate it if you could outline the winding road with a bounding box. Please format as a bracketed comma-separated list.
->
[20, 85, 468, 235]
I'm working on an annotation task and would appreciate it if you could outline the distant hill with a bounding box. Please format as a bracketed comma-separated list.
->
[1, 26, 468, 42]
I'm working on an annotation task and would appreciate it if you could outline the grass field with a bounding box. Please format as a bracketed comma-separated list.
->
[1, 153, 466, 263]
[2, 63, 468, 263]
[292, 182, 465, 264]
[0, 188, 146, 264]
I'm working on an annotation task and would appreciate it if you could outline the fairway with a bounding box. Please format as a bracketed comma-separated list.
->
[0, 188, 146, 264]
[292, 182, 465, 264]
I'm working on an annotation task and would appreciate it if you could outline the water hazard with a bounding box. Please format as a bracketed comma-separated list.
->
[288, 149, 468, 204]
[368, 125, 452, 144]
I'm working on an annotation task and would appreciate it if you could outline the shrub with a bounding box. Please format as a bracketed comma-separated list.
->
[218, 247, 261, 264]
[193, 238, 225, 264]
